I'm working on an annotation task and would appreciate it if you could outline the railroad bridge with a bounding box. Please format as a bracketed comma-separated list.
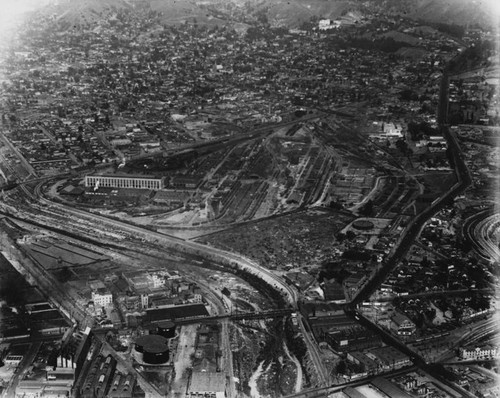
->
[173, 308, 294, 325]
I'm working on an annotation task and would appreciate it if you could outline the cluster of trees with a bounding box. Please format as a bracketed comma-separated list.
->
[342, 249, 375, 262]
[428, 22, 466, 39]
[253, 317, 309, 395]
[245, 26, 289, 42]
[329, 36, 410, 53]
[407, 121, 439, 141]
[284, 318, 310, 384]
[447, 40, 495, 74]
[318, 261, 350, 283]
[336, 359, 365, 375]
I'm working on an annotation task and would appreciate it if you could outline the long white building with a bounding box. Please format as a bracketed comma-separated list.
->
[85, 175, 165, 190]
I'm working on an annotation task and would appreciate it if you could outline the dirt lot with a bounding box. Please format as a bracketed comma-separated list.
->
[197, 209, 354, 270]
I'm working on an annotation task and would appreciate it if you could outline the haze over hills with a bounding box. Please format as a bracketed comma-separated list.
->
[37, 0, 496, 29]
[42, 0, 232, 27]
[374, 0, 495, 29]
[43, 0, 132, 27]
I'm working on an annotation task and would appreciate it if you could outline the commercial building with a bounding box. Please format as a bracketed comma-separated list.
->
[91, 289, 113, 308]
[347, 351, 379, 374]
[342, 386, 369, 398]
[326, 327, 382, 354]
[187, 372, 226, 398]
[4, 355, 23, 366]
[459, 345, 499, 360]
[370, 377, 413, 398]
[107, 373, 136, 398]
[80, 355, 117, 398]
[367, 346, 411, 370]
[145, 303, 209, 324]
[15, 380, 73, 398]
[71, 327, 94, 381]
[390, 311, 416, 336]
[85, 175, 165, 190]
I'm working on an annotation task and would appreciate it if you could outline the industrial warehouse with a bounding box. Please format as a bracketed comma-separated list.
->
[84, 175, 165, 190]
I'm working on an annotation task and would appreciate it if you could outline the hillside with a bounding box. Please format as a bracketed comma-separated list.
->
[409, 0, 493, 27]
[37, 0, 496, 29]
[232, 0, 495, 28]
[45, 0, 132, 28]
[146, 0, 219, 24]
[262, 0, 357, 28]
[374, 0, 494, 28]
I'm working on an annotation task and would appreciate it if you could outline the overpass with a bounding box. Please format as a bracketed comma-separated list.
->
[155, 308, 294, 326]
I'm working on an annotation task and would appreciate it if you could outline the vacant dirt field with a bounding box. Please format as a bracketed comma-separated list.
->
[197, 209, 354, 270]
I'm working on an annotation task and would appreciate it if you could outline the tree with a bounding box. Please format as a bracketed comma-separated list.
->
[336, 232, 346, 242]
[359, 200, 374, 217]
[336, 360, 347, 374]
[345, 230, 356, 241]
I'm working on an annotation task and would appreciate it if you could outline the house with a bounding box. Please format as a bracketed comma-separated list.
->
[322, 279, 346, 303]
[343, 273, 367, 301]
[390, 311, 416, 336]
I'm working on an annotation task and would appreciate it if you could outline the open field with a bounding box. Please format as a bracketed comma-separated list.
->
[197, 209, 354, 270]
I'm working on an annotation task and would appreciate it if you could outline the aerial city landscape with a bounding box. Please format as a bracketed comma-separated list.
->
[0, 0, 499, 397]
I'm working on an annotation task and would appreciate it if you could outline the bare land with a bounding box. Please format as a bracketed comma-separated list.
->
[197, 209, 355, 270]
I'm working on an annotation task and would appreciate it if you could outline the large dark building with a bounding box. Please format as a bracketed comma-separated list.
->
[135, 335, 169, 365]
[326, 327, 382, 354]
[145, 303, 209, 324]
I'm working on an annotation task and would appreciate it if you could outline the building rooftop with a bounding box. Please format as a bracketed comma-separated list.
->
[188, 371, 225, 394]
[369, 346, 409, 365]
[370, 377, 412, 398]
[343, 386, 368, 398]
[146, 303, 209, 322]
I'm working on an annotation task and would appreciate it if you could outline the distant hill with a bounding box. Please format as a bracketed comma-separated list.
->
[41, 0, 234, 27]
[261, 0, 356, 28]
[239, 0, 495, 28]
[45, 0, 132, 28]
[372, 0, 494, 28]
[37, 0, 496, 29]
[145, 0, 226, 25]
